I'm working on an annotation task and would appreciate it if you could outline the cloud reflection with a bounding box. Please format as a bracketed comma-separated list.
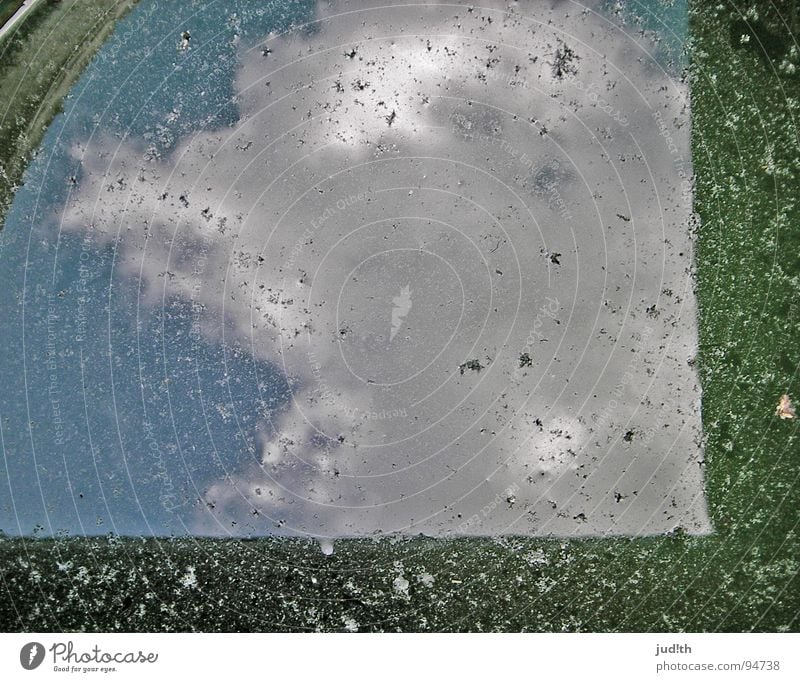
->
[61, 0, 710, 537]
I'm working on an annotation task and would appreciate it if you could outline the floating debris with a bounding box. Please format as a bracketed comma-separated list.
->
[459, 359, 484, 375]
[776, 394, 796, 420]
[551, 40, 579, 79]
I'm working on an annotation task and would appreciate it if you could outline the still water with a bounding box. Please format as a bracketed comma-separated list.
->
[0, 0, 709, 538]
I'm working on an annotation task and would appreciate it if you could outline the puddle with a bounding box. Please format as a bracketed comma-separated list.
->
[0, 0, 710, 537]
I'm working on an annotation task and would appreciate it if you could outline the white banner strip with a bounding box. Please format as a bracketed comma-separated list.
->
[1, 633, 798, 681]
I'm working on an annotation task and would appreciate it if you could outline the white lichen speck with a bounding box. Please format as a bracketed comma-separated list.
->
[776, 394, 796, 420]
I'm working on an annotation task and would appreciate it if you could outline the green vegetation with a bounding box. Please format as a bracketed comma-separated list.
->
[0, 0, 798, 631]
[0, 1, 27, 30]
[0, 0, 138, 226]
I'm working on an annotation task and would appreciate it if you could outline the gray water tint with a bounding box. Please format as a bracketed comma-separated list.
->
[0, 0, 709, 538]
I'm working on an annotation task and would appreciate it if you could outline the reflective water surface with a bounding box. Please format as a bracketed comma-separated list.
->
[0, 0, 710, 538]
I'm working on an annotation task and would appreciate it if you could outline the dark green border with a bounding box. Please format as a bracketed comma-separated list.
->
[1, 0, 799, 632]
